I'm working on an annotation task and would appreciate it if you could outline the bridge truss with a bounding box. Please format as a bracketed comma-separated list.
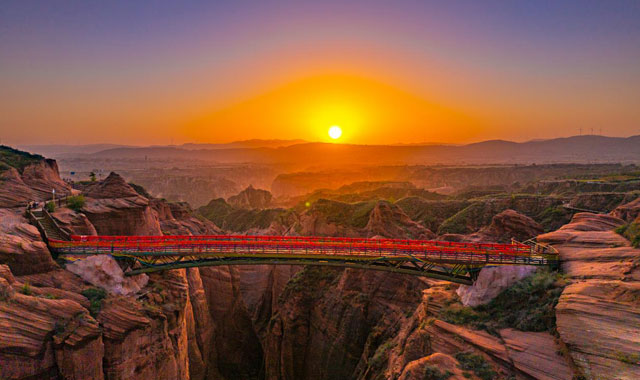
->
[49, 235, 558, 285]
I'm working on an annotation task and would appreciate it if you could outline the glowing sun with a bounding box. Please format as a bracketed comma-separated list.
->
[328, 125, 342, 140]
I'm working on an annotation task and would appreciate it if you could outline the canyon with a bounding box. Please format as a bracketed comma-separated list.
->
[1, 146, 639, 380]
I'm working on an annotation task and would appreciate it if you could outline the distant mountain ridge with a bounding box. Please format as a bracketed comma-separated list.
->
[19, 139, 307, 158]
[24, 135, 640, 166]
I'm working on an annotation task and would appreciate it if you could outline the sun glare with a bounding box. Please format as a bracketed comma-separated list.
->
[328, 125, 342, 140]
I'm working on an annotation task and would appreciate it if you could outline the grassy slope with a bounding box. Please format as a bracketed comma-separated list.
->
[0, 145, 43, 173]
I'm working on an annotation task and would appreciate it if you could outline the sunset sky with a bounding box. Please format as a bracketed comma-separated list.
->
[1, 1, 639, 145]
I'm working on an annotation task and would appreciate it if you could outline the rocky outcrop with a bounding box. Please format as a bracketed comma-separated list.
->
[544, 210, 640, 379]
[555, 280, 640, 380]
[398, 353, 472, 380]
[456, 266, 537, 307]
[0, 168, 37, 208]
[264, 267, 427, 380]
[52, 208, 98, 236]
[83, 172, 140, 199]
[196, 265, 298, 379]
[612, 197, 640, 223]
[20, 159, 72, 199]
[0, 265, 104, 380]
[359, 281, 573, 380]
[98, 271, 190, 380]
[228, 185, 273, 209]
[479, 209, 543, 242]
[82, 195, 162, 235]
[79, 172, 162, 235]
[0, 208, 57, 275]
[66, 255, 148, 296]
[151, 199, 222, 236]
[365, 201, 435, 239]
[538, 212, 627, 246]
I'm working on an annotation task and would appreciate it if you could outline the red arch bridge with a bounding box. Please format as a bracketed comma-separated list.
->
[48, 235, 558, 285]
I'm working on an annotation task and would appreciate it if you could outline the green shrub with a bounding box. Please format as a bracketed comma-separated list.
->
[615, 222, 640, 248]
[440, 269, 566, 334]
[66, 195, 85, 211]
[615, 351, 640, 365]
[45, 201, 55, 213]
[369, 339, 395, 369]
[423, 364, 452, 380]
[81, 287, 107, 317]
[20, 282, 32, 295]
[128, 182, 151, 198]
[455, 352, 496, 380]
[0, 145, 43, 173]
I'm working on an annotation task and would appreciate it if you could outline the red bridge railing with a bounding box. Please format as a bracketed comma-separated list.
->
[49, 234, 556, 267]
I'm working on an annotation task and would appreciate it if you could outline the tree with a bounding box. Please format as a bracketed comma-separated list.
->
[89, 171, 97, 182]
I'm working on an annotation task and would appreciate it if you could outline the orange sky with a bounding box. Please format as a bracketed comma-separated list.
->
[1, 2, 639, 146]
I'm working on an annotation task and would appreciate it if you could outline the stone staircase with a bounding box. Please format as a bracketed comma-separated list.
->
[30, 209, 69, 241]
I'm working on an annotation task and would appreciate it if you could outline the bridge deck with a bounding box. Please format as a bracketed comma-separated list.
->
[48, 235, 558, 284]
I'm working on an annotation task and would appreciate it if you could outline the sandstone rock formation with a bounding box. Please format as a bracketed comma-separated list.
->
[0, 209, 57, 275]
[152, 199, 222, 236]
[66, 255, 148, 296]
[365, 201, 435, 239]
[398, 353, 473, 380]
[612, 197, 640, 222]
[538, 212, 627, 246]
[0, 265, 104, 380]
[542, 209, 640, 379]
[82, 172, 140, 199]
[52, 208, 98, 236]
[82, 196, 162, 235]
[227, 185, 273, 209]
[20, 159, 72, 199]
[479, 209, 543, 242]
[0, 168, 36, 208]
[264, 267, 428, 380]
[381, 283, 573, 380]
[456, 265, 537, 307]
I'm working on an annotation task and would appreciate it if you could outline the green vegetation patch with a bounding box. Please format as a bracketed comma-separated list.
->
[198, 198, 290, 232]
[396, 197, 469, 232]
[45, 201, 55, 213]
[20, 282, 32, 295]
[455, 352, 496, 380]
[66, 195, 86, 212]
[440, 269, 567, 334]
[423, 364, 452, 380]
[368, 339, 396, 371]
[308, 198, 377, 229]
[281, 266, 341, 298]
[616, 222, 640, 248]
[0, 145, 43, 173]
[537, 205, 573, 232]
[615, 351, 640, 365]
[128, 182, 152, 198]
[81, 287, 107, 317]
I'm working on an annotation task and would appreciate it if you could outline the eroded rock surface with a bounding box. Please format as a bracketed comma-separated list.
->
[365, 201, 435, 239]
[538, 212, 627, 246]
[456, 265, 537, 307]
[66, 255, 148, 296]
[52, 208, 98, 236]
[228, 185, 273, 209]
[479, 209, 543, 242]
[0, 209, 57, 275]
[544, 208, 640, 379]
